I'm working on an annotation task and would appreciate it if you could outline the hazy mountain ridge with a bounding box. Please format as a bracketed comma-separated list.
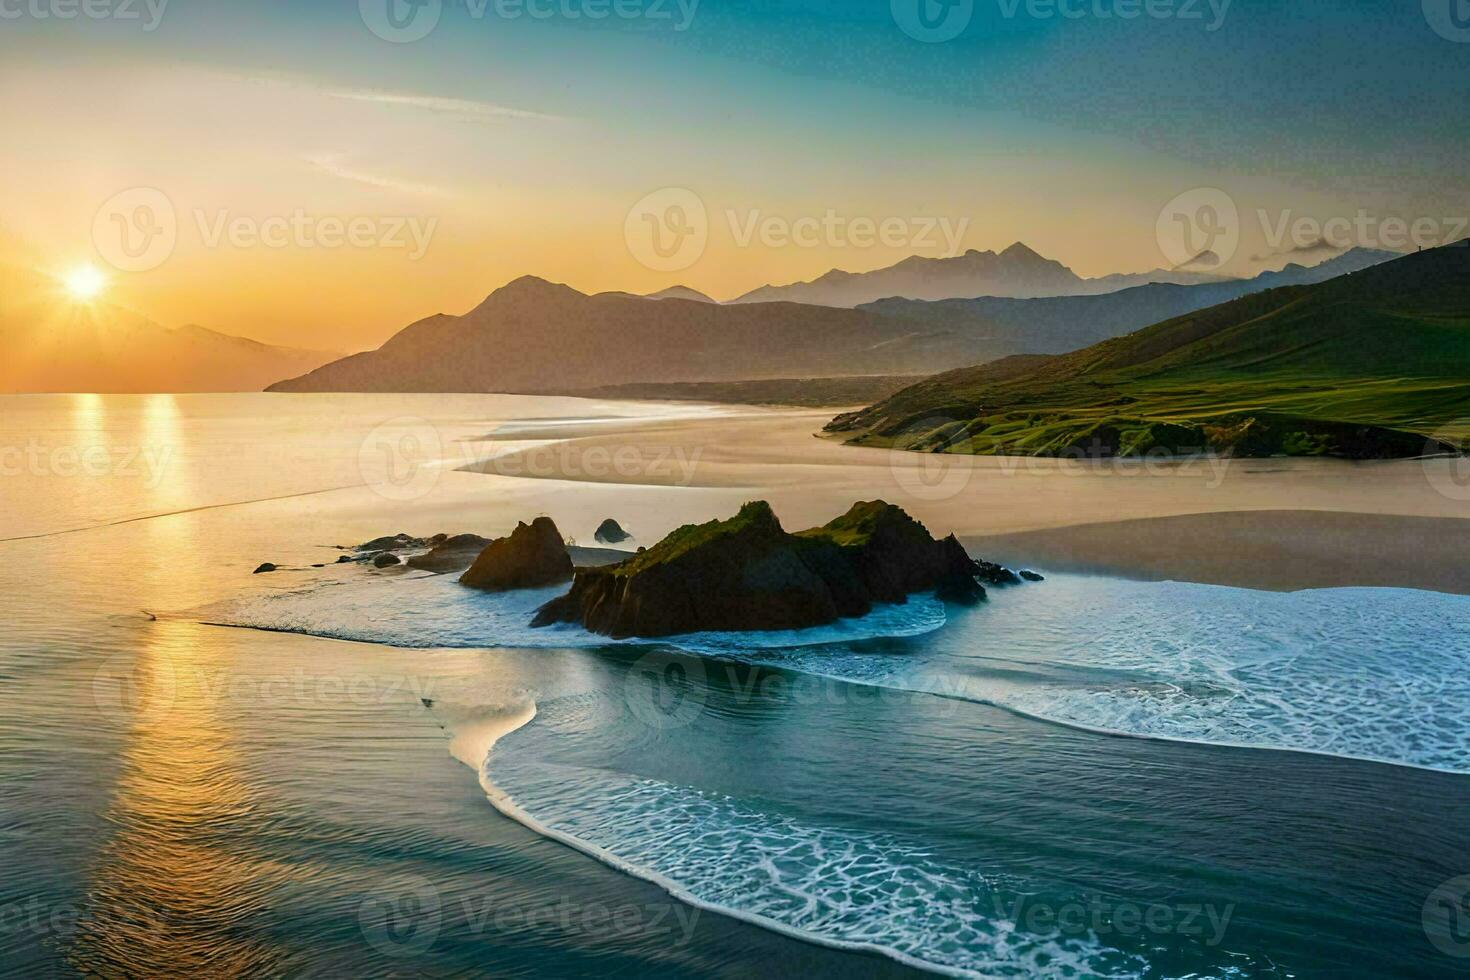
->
[859, 247, 1401, 360]
[267, 275, 984, 393]
[728, 241, 1234, 307]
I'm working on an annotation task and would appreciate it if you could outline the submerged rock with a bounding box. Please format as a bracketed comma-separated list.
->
[459, 517, 573, 592]
[407, 533, 491, 573]
[594, 518, 632, 544]
[533, 500, 1029, 639]
[373, 553, 402, 568]
[355, 533, 426, 553]
[253, 562, 278, 574]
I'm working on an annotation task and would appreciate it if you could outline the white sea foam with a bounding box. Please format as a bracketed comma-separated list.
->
[451, 694, 1150, 979]
[204, 569, 1470, 773]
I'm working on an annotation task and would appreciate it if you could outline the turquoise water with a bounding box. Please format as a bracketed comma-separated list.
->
[2, 393, 1468, 978]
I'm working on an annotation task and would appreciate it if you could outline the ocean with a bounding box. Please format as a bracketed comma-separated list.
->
[2, 392, 1466, 978]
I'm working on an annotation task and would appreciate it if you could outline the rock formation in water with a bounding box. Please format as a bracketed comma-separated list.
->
[532, 500, 1031, 638]
[407, 533, 492, 573]
[594, 518, 631, 544]
[459, 517, 574, 592]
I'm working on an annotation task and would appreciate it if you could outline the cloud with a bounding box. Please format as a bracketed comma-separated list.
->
[305, 154, 443, 196]
[1250, 237, 1345, 262]
[1172, 249, 1222, 270]
[320, 88, 562, 123]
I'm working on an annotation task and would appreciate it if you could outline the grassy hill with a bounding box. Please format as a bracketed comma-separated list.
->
[828, 242, 1470, 458]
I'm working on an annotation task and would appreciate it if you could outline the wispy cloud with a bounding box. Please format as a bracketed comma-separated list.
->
[321, 88, 562, 123]
[305, 154, 443, 197]
[1250, 237, 1346, 262]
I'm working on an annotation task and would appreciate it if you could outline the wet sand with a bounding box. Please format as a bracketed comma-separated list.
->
[466, 407, 1470, 594]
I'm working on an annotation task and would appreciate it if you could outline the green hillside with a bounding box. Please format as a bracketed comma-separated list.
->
[828, 242, 1470, 458]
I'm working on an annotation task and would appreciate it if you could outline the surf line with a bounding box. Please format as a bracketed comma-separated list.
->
[439, 698, 984, 980]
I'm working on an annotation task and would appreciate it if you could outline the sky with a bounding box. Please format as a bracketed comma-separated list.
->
[1, 0, 1467, 352]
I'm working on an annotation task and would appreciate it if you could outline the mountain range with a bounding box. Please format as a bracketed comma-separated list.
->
[828, 241, 1470, 458]
[727, 242, 1235, 307]
[267, 277, 969, 393]
[859, 247, 1401, 360]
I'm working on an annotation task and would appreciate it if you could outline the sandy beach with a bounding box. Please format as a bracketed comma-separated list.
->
[467, 405, 1470, 595]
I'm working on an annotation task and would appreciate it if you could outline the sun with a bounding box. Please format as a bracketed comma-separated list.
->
[63, 265, 108, 302]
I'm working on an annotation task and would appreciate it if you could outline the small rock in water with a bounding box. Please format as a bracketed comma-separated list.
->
[336, 555, 356, 564]
[253, 563, 278, 574]
[1020, 569, 1045, 582]
[373, 553, 402, 568]
[594, 518, 631, 544]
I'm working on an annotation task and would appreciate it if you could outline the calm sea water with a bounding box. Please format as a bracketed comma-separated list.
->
[2, 393, 1467, 979]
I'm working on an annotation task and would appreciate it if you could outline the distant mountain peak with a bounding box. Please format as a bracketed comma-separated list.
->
[646, 285, 716, 303]
[999, 241, 1043, 261]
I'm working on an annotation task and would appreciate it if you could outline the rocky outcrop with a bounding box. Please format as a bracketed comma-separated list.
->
[407, 533, 491, 573]
[373, 553, 401, 568]
[253, 563, 277, 574]
[532, 500, 1030, 639]
[459, 517, 574, 592]
[594, 518, 631, 544]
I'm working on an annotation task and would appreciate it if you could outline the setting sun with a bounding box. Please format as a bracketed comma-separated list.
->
[63, 265, 107, 302]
